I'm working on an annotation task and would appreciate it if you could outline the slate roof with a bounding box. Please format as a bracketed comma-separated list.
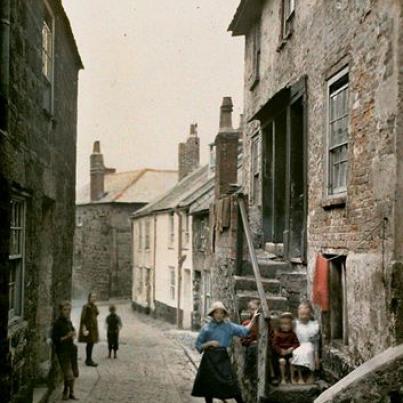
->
[133, 165, 210, 218]
[76, 169, 178, 205]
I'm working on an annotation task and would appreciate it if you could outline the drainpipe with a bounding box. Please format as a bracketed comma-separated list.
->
[152, 214, 157, 309]
[176, 209, 186, 329]
[0, 1, 11, 401]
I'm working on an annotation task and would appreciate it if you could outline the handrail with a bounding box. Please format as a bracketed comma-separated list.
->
[237, 194, 270, 319]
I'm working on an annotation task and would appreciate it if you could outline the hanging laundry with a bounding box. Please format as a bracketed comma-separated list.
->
[313, 255, 330, 312]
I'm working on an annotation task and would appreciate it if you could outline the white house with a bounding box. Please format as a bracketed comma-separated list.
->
[131, 165, 209, 329]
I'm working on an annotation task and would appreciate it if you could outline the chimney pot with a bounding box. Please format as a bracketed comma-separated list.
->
[219, 96, 233, 131]
[93, 140, 101, 153]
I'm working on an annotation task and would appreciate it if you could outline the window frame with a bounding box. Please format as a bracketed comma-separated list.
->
[138, 221, 143, 251]
[326, 67, 349, 198]
[168, 213, 175, 249]
[280, 0, 296, 42]
[182, 213, 190, 250]
[8, 196, 26, 323]
[169, 266, 176, 300]
[250, 133, 261, 205]
[249, 19, 261, 90]
[42, 1, 55, 115]
[145, 219, 151, 250]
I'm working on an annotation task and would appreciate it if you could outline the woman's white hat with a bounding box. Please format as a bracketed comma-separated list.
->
[207, 301, 229, 317]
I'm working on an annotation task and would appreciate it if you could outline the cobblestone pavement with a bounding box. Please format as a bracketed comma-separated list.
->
[67, 301, 201, 403]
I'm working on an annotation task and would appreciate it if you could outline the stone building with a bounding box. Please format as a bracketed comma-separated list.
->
[74, 141, 177, 301]
[0, 1, 82, 402]
[204, 1, 403, 402]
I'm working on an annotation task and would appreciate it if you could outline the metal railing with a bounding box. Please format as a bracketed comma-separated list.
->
[237, 194, 270, 320]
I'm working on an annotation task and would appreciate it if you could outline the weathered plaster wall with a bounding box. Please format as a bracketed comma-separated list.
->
[241, 0, 402, 371]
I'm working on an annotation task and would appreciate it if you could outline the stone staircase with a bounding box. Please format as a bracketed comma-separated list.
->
[235, 244, 307, 317]
[234, 243, 325, 403]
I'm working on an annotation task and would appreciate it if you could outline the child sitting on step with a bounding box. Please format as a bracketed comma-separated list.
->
[290, 301, 320, 384]
[272, 312, 300, 385]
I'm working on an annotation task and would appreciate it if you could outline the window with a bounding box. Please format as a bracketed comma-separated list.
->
[251, 135, 261, 205]
[182, 214, 190, 249]
[168, 213, 175, 248]
[197, 218, 208, 252]
[250, 20, 261, 89]
[137, 267, 144, 295]
[42, 3, 54, 114]
[169, 266, 176, 300]
[203, 271, 211, 317]
[138, 222, 143, 250]
[327, 68, 349, 195]
[281, 0, 295, 39]
[328, 256, 348, 344]
[9, 197, 26, 321]
[145, 219, 151, 250]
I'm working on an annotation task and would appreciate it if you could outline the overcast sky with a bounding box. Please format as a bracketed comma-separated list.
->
[62, 0, 244, 189]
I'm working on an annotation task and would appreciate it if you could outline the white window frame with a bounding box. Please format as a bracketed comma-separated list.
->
[42, 1, 55, 115]
[168, 213, 175, 249]
[182, 213, 190, 250]
[9, 196, 26, 323]
[145, 219, 151, 250]
[250, 133, 261, 205]
[326, 67, 349, 196]
[169, 266, 176, 300]
[138, 221, 143, 251]
[282, 0, 296, 39]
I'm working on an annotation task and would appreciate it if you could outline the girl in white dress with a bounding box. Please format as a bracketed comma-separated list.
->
[291, 301, 320, 384]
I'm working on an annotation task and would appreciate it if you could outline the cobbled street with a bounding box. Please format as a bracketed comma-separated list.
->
[68, 301, 201, 403]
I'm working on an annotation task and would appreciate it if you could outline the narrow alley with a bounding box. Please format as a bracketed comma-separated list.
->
[69, 302, 200, 403]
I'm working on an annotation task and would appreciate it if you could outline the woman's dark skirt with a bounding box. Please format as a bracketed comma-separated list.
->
[191, 348, 241, 399]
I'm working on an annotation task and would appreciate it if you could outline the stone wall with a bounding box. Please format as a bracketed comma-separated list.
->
[0, 0, 81, 400]
[239, 0, 403, 377]
[73, 203, 143, 301]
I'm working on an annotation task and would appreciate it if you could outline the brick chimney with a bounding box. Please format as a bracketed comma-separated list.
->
[214, 97, 241, 198]
[178, 123, 200, 181]
[90, 141, 115, 202]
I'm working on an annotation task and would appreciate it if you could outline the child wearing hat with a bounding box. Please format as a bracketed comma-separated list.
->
[191, 301, 260, 403]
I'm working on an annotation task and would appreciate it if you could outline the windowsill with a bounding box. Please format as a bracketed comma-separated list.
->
[322, 193, 347, 210]
[277, 30, 293, 52]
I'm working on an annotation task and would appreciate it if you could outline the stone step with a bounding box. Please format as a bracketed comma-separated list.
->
[236, 292, 289, 313]
[241, 260, 290, 279]
[234, 275, 281, 294]
[265, 242, 284, 257]
[262, 383, 321, 403]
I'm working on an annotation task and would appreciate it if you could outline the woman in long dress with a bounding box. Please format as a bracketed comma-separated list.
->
[192, 301, 260, 403]
[78, 292, 99, 366]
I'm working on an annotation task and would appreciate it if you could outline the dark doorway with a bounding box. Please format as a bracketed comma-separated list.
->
[288, 97, 306, 259]
[260, 79, 307, 260]
[262, 111, 287, 244]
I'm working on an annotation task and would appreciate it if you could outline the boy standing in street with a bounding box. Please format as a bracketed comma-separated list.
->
[106, 305, 123, 359]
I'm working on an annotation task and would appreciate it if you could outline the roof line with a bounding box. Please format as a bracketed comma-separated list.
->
[112, 169, 148, 202]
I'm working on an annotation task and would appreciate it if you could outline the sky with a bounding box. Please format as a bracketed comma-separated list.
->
[62, 0, 245, 189]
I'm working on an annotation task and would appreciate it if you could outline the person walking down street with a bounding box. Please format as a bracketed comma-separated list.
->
[52, 301, 79, 401]
[79, 292, 99, 367]
[105, 304, 123, 359]
[191, 301, 260, 403]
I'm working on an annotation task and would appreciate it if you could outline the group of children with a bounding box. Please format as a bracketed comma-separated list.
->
[241, 299, 320, 385]
[52, 297, 123, 401]
[192, 299, 320, 402]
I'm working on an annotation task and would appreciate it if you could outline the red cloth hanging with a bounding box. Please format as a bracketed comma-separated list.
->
[313, 255, 330, 312]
